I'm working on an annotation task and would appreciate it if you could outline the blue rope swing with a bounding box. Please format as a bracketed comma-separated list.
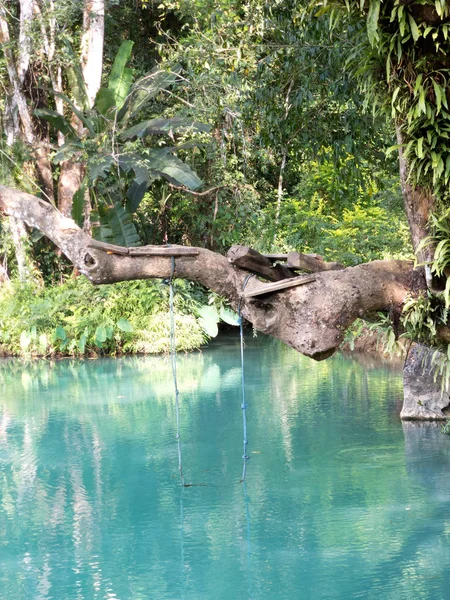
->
[169, 256, 185, 487]
[168, 264, 255, 486]
[238, 274, 255, 483]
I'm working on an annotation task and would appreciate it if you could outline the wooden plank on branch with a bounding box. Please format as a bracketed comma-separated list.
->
[87, 240, 199, 257]
[263, 252, 324, 262]
[128, 246, 199, 257]
[263, 253, 288, 261]
[227, 245, 294, 281]
[287, 251, 344, 272]
[87, 240, 130, 255]
[244, 274, 316, 298]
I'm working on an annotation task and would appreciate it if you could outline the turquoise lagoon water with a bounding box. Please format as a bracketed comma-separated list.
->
[1, 334, 450, 600]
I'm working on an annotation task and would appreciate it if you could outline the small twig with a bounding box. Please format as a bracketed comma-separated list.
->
[168, 183, 229, 197]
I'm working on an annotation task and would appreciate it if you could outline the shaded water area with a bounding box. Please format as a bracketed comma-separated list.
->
[1, 334, 450, 599]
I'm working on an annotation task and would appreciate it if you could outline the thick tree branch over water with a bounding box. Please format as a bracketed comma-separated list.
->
[0, 185, 426, 360]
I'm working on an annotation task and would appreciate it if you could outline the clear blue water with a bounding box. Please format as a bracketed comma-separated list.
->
[1, 334, 450, 600]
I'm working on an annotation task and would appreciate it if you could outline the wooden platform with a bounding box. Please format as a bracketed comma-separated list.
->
[88, 240, 199, 257]
[243, 274, 316, 298]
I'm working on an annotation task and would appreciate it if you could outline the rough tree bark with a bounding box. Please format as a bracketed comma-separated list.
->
[396, 126, 437, 290]
[0, 3, 54, 200]
[0, 185, 427, 360]
[0, 3, 52, 280]
[58, 0, 104, 217]
[80, 0, 105, 107]
[35, 0, 65, 147]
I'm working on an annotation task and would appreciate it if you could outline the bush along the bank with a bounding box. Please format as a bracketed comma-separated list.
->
[0, 277, 237, 357]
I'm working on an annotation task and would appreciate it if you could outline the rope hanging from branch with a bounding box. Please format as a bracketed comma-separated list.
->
[238, 274, 255, 483]
[169, 256, 185, 487]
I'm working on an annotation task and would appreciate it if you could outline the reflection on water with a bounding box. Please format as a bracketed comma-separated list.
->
[0, 334, 450, 599]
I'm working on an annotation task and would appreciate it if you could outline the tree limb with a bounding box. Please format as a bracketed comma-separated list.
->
[0, 185, 426, 360]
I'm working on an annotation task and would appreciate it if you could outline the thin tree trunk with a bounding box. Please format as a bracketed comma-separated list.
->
[17, 0, 33, 83]
[273, 79, 294, 242]
[35, 0, 65, 146]
[8, 217, 31, 281]
[0, 5, 55, 201]
[3, 94, 20, 146]
[275, 149, 287, 227]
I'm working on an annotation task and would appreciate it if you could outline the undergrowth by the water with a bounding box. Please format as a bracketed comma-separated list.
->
[0, 277, 208, 357]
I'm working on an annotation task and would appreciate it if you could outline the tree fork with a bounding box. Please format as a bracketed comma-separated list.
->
[0, 185, 427, 360]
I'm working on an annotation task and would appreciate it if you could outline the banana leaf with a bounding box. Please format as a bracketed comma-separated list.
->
[92, 203, 141, 247]
[108, 40, 134, 109]
[95, 88, 117, 117]
[54, 91, 95, 136]
[71, 180, 87, 227]
[126, 180, 148, 213]
[65, 42, 90, 111]
[146, 149, 202, 189]
[34, 108, 77, 138]
[118, 64, 182, 123]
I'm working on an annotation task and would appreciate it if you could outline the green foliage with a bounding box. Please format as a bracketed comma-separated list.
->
[417, 209, 450, 304]
[260, 157, 411, 264]
[401, 292, 447, 346]
[92, 203, 142, 248]
[0, 277, 215, 357]
[107, 39, 135, 109]
[38, 41, 207, 247]
[320, 0, 450, 203]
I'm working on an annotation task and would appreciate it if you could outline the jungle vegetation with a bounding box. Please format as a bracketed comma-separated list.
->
[0, 0, 448, 359]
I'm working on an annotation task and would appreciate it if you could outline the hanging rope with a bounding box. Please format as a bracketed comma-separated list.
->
[238, 274, 255, 483]
[169, 256, 185, 487]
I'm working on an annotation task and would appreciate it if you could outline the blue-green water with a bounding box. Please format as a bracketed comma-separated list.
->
[1, 335, 450, 600]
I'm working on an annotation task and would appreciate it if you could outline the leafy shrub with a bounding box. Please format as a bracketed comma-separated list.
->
[0, 277, 212, 357]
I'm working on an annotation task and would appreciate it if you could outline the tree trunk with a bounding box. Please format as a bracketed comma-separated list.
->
[0, 5, 55, 202]
[396, 125, 436, 288]
[275, 149, 287, 230]
[57, 0, 104, 216]
[0, 185, 427, 360]
[34, 0, 65, 146]
[8, 216, 32, 282]
[3, 94, 20, 146]
[58, 160, 85, 218]
[81, 0, 105, 107]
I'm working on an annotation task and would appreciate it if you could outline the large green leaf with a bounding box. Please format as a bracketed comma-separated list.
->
[95, 88, 117, 117]
[89, 154, 115, 182]
[118, 152, 154, 186]
[197, 305, 219, 338]
[54, 91, 95, 136]
[148, 150, 203, 190]
[94, 325, 107, 347]
[367, 0, 380, 47]
[121, 117, 211, 139]
[118, 64, 182, 123]
[108, 40, 134, 109]
[34, 108, 77, 138]
[117, 318, 133, 332]
[53, 141, 84, 165]
[65, 42, 90, 111]
[92, 203, 141, 247]
[126, 180, 148, 213]
[219, 306, 240, 326]
[119, 148, 202, 189]
[71, 180, 86, 227]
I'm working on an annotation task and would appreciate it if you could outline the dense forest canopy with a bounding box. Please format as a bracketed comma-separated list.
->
[0, 0, 449, 361]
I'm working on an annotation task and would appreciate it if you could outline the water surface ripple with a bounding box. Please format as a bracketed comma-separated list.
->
[1, 334, 450, 599]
